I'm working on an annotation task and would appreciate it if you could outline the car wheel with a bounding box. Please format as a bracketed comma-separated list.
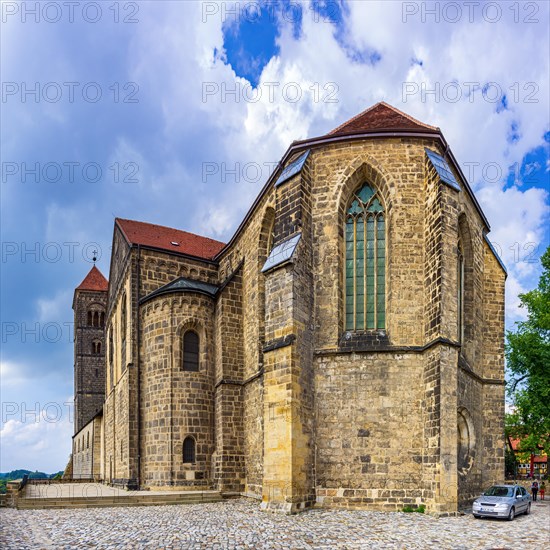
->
[473, 514, 481, 519]
[508, 507, 515, 521]
[525, 503, 531, 515]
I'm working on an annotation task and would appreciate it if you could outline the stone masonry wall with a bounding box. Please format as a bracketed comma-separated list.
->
[140, 294, 215, 488]
[315, 352, 425, 510]
[73, 289, 107, 434]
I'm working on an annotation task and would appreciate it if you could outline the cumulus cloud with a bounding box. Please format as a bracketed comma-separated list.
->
[0, 401, 73, 472]
[1, 0, 548, 470]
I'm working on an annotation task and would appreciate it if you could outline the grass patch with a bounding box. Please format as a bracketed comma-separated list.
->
[402, 504, 425, 513]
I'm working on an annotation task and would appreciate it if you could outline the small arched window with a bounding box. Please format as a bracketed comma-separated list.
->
[87, 311, 93, 326]
[91, 340, 101, 354]
[182, 330, 200, 372]
[183, 436, 196, 463]
[345, 183, 386, 330]
[86, 433, 89, 449]
[100, 312, 105, 327]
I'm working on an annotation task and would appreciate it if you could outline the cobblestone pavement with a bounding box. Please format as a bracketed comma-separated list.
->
[1, 498, 548, 549]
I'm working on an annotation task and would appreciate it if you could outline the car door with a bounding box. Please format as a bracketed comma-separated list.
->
[515, 488, 525, 511]
[521, 486, 529, 508]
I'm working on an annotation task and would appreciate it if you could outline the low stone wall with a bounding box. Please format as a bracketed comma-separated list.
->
[5, 480, 23, 507]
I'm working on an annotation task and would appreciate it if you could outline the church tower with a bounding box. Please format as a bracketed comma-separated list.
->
[73, 265, 108, 434]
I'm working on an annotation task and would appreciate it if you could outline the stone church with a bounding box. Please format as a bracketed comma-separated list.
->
[69, 102, 506, 514]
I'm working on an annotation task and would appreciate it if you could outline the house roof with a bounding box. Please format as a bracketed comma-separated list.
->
[327, 102, 439, 136]
[116, 218, 226, 261]
[508, 436, 548, 461]
[75, 265, 109, 292]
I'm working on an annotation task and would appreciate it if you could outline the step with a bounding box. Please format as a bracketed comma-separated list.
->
[17, 492, 223, 509]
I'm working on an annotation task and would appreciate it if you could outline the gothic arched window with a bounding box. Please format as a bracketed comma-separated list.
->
[182, 330, 200, 372]
[345, 183, 386, 330]
[183, 436, 196, 463]
[457, 239, 464, 343]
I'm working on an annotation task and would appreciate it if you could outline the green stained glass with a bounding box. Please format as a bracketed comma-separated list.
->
[366, 310, 375, 329]
[356, 219, 364, 240]
[346, 185, 385, 331]
[357, 184, 374, 204]
[368, 198, 383, 212]
[348, 199, 362, 215]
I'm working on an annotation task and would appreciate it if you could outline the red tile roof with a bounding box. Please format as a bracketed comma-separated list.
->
[508, 437, 548, 462]
[116, 218, 225, 261]
[328, 101, 439, 136]
[76, 265, 109, 292]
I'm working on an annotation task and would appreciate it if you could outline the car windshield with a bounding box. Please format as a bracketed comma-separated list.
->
[483, 486, 514, 497]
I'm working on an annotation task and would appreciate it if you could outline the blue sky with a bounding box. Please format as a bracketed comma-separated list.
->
[1, 0, 549, 472]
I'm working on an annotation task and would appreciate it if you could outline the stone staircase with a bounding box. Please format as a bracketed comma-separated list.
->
[16, 488, 223, 510]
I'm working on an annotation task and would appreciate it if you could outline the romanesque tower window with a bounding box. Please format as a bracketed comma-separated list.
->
[88, 309, 105, 327]
[182, 330, 200, 372]
[345, 183, 386, 330]
[91, 340, 101, 354]
[183, 436, 196, 463]
[457, 239, 464, 343]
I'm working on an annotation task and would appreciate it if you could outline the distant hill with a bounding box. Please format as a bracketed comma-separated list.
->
[0, 470, 63, 494]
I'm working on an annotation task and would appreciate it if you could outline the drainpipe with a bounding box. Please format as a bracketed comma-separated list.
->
[136, 244, 142, 488]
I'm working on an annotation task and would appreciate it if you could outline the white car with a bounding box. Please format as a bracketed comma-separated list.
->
[472, 485, 531, 520]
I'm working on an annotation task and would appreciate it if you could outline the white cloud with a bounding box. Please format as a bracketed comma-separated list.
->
[1, 0, 548, 470]
[1, 361, 28, 388]
[0, 402, 73, 473]
[36, 289, 73, 324]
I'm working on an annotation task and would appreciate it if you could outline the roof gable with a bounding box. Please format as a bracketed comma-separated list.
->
[328, 102, 439, 136]
[116, 218, 225, 261]
[75, 265, 108, 292]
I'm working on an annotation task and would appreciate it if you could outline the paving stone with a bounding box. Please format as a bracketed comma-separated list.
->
[1, 498, 549, 549]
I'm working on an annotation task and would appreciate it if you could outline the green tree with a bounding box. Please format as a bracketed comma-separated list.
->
[506, 245, 550, 457]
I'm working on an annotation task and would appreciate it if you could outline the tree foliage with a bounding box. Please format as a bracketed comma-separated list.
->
[506, 246, 550, 456]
